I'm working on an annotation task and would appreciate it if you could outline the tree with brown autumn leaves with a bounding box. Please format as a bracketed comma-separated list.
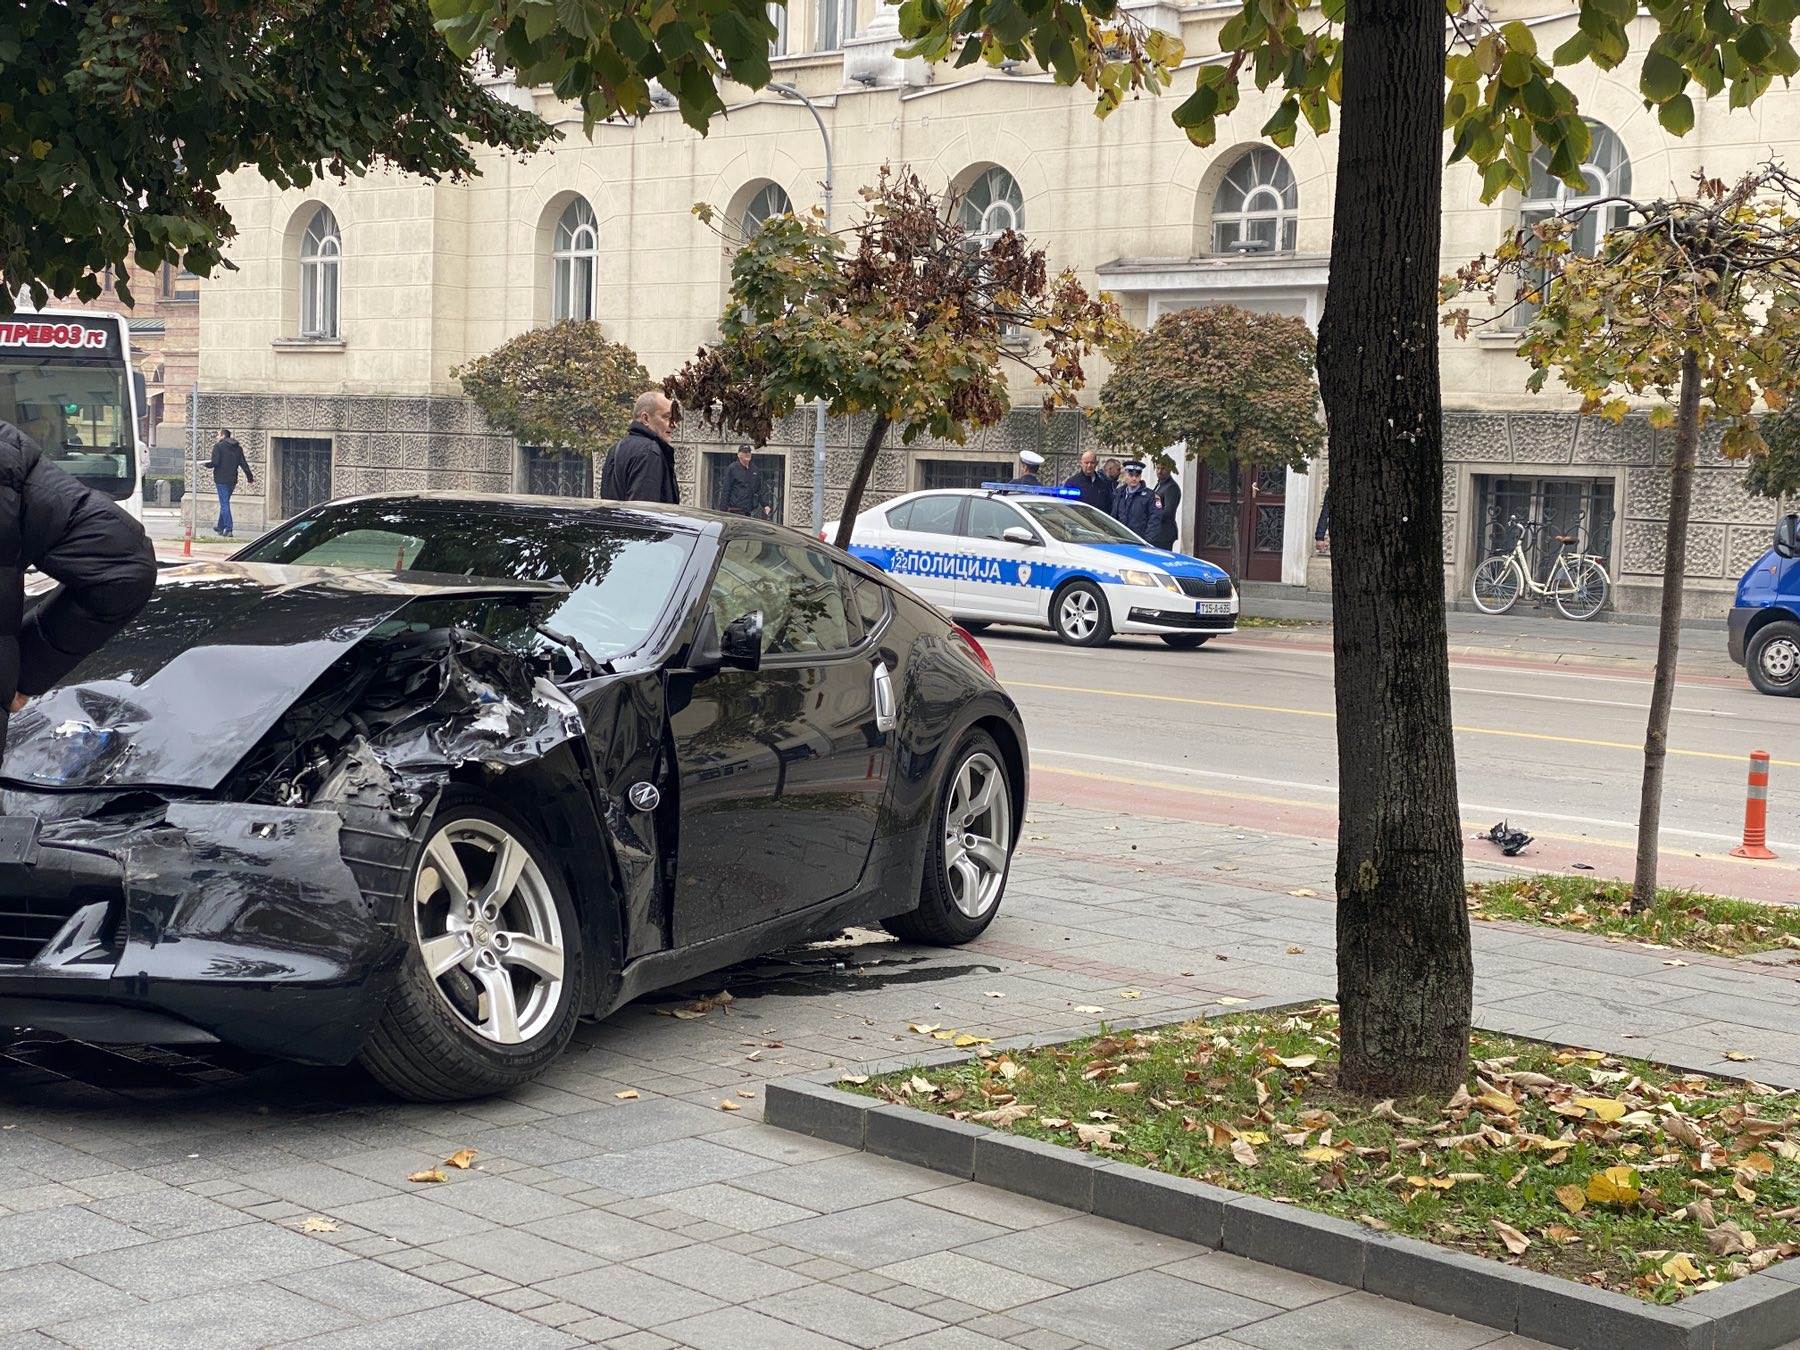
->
[664, 169, 1123, 548]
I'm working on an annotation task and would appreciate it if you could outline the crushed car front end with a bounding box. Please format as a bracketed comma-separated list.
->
[0, 562, 586, 1063]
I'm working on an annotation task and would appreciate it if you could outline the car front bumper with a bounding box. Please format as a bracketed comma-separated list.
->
[0, 801, 410, 1064]
[1729, 605, 1756, 666]
[1107, 584, 1239, 635]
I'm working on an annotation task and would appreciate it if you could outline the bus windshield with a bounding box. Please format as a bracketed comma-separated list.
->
[0, 361, 135, 498]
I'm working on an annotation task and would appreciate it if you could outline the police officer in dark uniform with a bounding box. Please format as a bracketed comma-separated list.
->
[1009, 450, 1044, 486]
[1112, 461, 1161, 540]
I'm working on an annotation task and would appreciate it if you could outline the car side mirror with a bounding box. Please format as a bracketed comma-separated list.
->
[686, 609, 764, 678]
[1001, 526, 1039, 546]
[1776, 514, 1799, 560]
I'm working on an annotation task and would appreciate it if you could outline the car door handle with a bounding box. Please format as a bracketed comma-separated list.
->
[871, 662, 897, 733]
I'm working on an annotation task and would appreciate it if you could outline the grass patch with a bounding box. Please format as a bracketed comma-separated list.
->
[1468, 874, 1800, 956]
[856, 1005, 1800, 1302]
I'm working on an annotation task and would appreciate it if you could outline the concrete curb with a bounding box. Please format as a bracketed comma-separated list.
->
[765, 1006, 1800, 1350]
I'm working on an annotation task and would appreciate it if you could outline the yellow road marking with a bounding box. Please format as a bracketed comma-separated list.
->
[1037, 765, 1800, 873]
[1009, 680, 1800, 770]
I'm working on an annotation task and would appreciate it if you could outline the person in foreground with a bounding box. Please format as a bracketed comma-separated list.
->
[0, 419, 157, 747]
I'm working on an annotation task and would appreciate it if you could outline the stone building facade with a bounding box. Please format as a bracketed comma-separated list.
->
[191, 2, 1800, 617]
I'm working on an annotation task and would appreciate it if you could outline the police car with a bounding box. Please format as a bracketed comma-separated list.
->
[828, 483, 1238, 648]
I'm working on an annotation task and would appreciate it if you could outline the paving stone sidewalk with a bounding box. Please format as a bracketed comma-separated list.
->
[3, 799, 1798, 1350]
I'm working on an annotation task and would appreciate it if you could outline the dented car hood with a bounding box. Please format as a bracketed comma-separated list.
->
[2, 561, 563, 792]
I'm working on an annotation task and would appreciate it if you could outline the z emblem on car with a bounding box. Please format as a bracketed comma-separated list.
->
[627, 782, 661, 811]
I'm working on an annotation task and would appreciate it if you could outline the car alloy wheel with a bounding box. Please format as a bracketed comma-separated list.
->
[1761, 634, 1800, 687]
[1058, 589, 1101, 640]
[942, 749, 1013, 919]
[412, 818, 565, 1045]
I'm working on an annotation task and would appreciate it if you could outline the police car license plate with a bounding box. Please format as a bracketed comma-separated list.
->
[1195, 599, 1233, 616]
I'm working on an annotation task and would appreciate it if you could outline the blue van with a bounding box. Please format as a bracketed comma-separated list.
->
[1730, 513, 1800, 696]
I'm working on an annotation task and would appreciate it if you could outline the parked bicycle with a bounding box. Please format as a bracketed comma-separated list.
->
[1471, 515, 1611, 621]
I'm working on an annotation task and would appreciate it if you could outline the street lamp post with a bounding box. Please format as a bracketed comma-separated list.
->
[769, 82, 833, 536]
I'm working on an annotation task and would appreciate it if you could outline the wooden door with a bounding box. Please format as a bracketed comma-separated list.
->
[1195, 463, 1286, 581]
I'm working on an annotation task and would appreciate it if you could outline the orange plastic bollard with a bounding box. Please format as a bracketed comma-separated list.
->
[1730, 750, 1777, 860]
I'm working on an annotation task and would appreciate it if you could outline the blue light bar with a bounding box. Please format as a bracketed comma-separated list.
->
[980, 482, 1083, 498]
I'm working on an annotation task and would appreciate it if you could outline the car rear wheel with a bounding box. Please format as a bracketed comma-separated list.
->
[1052, 581, 1113, 647]
[1160, 634, 1212, 650]
[884, 729, 1015, 946]
[361, 788, 584, 1100]
[959, 621, 992, 634]
[1747, 620, 1800, 696]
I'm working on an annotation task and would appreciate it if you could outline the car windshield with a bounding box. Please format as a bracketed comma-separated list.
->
[0, 360, 135, 498]
[1016, 499, 1145, 545]
[237, 503, 697, 661]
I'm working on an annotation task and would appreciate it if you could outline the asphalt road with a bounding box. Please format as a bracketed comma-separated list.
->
[981, 621, 1800, 899]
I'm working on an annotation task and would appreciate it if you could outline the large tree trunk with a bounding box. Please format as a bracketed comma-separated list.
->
[832, 414, 893, 550]
[1317, 0, 1472, 1098]
[1630, 350, 1702, 912]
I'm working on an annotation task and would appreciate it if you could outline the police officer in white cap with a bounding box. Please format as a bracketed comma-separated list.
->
[1010, 449, 1044, 487]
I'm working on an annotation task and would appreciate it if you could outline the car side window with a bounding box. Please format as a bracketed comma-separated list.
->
[707, 537, 853, 656]
[845, 571, 888, 641]
[963, 497, 1030, 542]
[885, 501, 914, 531]
[903, 495, 963, 536]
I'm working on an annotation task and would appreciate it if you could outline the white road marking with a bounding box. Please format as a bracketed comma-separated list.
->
[1030, 747, 1800, 853]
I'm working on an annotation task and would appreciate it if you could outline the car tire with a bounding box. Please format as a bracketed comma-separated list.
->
[1051, 580, 1113, 647]
[884, 729, 1015, 946]
[1160, 634, 1212, 650]
[361, 787, 585, 1101]
[960, 621, 992, 634]
[1747, 619, 1800, 697]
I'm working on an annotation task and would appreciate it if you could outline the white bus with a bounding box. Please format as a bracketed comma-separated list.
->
[0, 308, 146, 519]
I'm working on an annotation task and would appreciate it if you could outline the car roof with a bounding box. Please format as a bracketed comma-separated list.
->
[319, 491, 730, 533]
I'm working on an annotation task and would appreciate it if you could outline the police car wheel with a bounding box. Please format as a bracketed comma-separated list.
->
[1747, 620, 1800, 696]
[1160, 634, 1211, 650]
[1052, 581, 1113, 647]
[883, 729, 1014, 946]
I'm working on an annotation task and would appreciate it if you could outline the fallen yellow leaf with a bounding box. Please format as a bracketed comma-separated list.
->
[1299, 1146, 1343, 1164]
[1586, 1165, 1641, 1206]
[1216, 997, 1248, 1007]
[1661, 1253, 1704, 1284]
[1231, 1137, 1260, 1167]
[407, 1169, 447, 1184]
[1274, 1054, 1318, 1070]
[443, 1148, 478, 1170]
[1476, 1091, 1520, 1117]
[615, 1089, 640, 1100]
[1573, 1097, 1628, 1123]
[908, 1023, 940, 1035]
[1725, 1051, 1756, 1063]
[299, 1216, 339, 1234]
[838, 1073, 869, 1085]
[1405, 1176, 1457, 1190]
[1118, 989, 1143, 1000]
[973, 1103, 1036, 1126]
[952, 1033, 993, 1048]
[1740, 1151, 1776, 1177]
[1555, 1184, 1587, 1215]
[718, 1100, 741, 1112]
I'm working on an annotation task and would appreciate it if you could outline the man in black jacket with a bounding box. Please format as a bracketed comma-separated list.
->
[1148, 462, 1182, 551]
[715, 444, 767, 517]
[1063, 450, 1113, 513]
[0, 420, 156, 743]
[601, 392, 681, 504]
[205, 428, 255, 538]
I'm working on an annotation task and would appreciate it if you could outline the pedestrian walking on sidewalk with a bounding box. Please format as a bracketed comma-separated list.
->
[601, 392, 681, 505]
[0, 418, 156, 744]
[1149, 462, 1181, 551]
[716, 443, 768, 517]
[1064, 450, 1114, 512]
[205, 428, 254, 538]
[1112, 461, 1161, 540]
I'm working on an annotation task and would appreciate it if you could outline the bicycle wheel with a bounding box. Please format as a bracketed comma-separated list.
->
[1554, 556, 1610, 621]
[1471, 556, 1522, 614]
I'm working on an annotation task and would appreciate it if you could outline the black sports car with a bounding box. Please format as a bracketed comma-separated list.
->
[0, 494, 1026, 1099]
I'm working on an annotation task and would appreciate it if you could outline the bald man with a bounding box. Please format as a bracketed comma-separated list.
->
[600, 391, 681, 504]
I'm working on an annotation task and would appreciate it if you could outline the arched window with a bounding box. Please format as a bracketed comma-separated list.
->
[1518, 121, 1631, 319]
[299, 206, 341, 339]
[1212, 148, 1297, 254]
[552, 198, 599, 323]
[741, 182, 793, 240]
[958, 167, 1024, 244]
